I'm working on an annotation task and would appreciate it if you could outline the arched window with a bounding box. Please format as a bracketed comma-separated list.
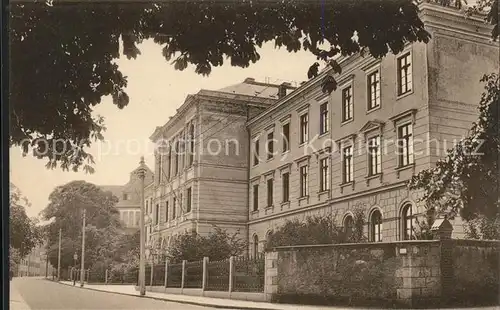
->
[343, 214, 354, 241]
[370, 210, 383, 242]
[253, 235, 259, 258]
[401, 204, 415, 240]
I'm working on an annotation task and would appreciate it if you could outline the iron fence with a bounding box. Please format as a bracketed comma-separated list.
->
[166, 263, 183, 288]
[88, 268, 106, 283]
[233, 254, 265, 292]
[152, 264, 166, 286]
[206, 259, 229, 291]
[184, 260, 203, 288]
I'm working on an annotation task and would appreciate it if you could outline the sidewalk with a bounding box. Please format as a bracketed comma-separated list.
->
[56, 281, 500, 310]
[58, 281, 354, 309]
[10, 281, 31, 310]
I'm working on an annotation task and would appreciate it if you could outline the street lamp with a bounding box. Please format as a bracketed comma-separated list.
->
[136, 156, 147, 296]
[73, 253, 78, 286]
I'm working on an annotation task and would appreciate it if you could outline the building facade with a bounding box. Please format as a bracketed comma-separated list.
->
[146, 79, 295, 248]
[17, 243, 55, 277]
[246, 2, 498, 255]
[99, 166, 154, 230]
[146, 2, 498, 257]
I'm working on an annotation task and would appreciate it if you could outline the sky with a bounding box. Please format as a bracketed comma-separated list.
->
[10, 39, 319, 218]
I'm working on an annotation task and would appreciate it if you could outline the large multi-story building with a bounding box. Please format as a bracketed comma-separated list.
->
[148, 2, 498, 256]
[146, 79, 295, 248]
[247, 2, 498, 254]
[99, 165, 154, 230]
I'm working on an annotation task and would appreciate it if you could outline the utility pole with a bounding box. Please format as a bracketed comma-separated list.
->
[45, 250, 49, 278]
[80, 209, 86, 287]
[137, 156, 147, 296]
[57, 227, 62, 281]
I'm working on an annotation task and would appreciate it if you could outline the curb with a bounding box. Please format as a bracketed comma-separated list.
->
[48, 279, 276, 310]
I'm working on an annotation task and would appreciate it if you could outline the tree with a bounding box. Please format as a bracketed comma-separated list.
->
[41, 180, 122, 268]
[9, 246, 21, 275]
[167, 226, 246, 263]
[10, 183, 40, 258]
[408, 74, 500, 239]
[10, 0, 443, 172]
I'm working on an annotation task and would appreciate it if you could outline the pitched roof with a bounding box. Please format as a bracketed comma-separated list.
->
[217, 78, 294, 99]
[99, 185, 123, 199]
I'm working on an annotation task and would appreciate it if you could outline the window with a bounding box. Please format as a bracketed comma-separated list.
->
[342, 146, 354, 183]
[370, 210, 383, 242]
[299, 165, 308, 197]
[158, 154, 164, 183]
[129, 211, 134, 227]
[267, 178, 274, 207]
[186, 188, 192, 213]
[155, 204, 160, 225]
[123, 193, 129, 200]
[253, 184, 259, 211]
[172, 197, 176, 219]
[135, 211, 140, 226]
[282, 172, 290, 202]
[368, 136, 382, 176]
[123, 211, 129, 225]
[165, 201, 169, 221]
[145, 199, 149, 214]
[179, 132, 185, 171]
[167, 147, 172, 180]
[253, 235, 259, 258]
[402, 204, 415, 240]
[320, 102, 329, 134]
[174, 141, 179, 175]
[300, 113, 308, 144]
[397, 52, 412, 95]
[398, 123, 414, 167]
[343, 215, 354, 240]
[267, 132, 274, 160]
[189, 124, 195, 166]
[319, 158, 329, 192]
[367, 70, 381, 110]
[282, 123, 290, 152]
[342, 86, 353, 122]
[179, 193, 183, 216]
[253, 139, 260, 166]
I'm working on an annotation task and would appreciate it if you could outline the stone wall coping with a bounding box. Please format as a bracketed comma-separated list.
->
[444, 239, 500, 247]
[269, 240, 441, 252]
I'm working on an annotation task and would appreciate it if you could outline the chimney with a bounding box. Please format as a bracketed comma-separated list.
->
[278, 82, 291, 99]
[244, 77, 255, 83]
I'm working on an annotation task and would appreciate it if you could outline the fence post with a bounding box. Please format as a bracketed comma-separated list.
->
[229, 256, 235, 295]
[105, 269, 108, 284]
[181, 260, 187, 293]
[164, 259, 169, 289]
[202, 257, 209, 294]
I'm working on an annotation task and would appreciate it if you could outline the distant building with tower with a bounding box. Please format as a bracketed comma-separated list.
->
[99, 165, 154, 230]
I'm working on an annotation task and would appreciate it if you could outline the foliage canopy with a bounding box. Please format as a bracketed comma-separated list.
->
[166, 226, 246, 263]
[10, 0, 438, 172]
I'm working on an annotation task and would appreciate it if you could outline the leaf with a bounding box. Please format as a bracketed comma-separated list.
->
[321, 75, 337, 94]
[307, 62, 320, 79]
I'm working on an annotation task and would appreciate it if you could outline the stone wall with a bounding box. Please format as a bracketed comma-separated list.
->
[266, 239, 500, 308]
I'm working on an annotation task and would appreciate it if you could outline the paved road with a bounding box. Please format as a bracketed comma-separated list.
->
[11, 277, 213, 309]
